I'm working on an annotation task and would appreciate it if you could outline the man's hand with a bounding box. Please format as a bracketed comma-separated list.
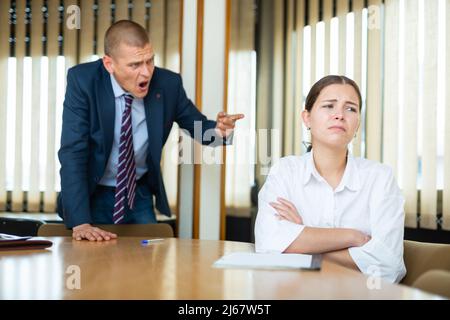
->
[270, 197, 303, 225]
[72, 224, 118, 241]
[215, 112, 245, 138]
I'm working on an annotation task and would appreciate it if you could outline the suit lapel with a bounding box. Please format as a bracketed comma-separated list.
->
[96, 64, 115, 164]
[144, 86, 164, 166]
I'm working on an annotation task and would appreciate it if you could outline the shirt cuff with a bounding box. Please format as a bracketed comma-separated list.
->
[256, 222, 305, 253]
[348, 237, 405, 283]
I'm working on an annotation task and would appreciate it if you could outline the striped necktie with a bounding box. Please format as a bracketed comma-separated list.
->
[113, 94, 136, 224]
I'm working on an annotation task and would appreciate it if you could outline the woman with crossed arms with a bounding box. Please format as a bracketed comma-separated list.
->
[255, 75, 406, 283]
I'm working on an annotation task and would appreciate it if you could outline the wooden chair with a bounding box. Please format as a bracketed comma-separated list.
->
[0, 217, 43, 236]
[38, 223, 174, 238]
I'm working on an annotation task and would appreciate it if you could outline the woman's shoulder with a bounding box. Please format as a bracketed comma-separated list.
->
[268, 155, 308, 176]
[275, 154, 309, 168]
[352, 156, 395, 179]
[352, 157, 403, 197]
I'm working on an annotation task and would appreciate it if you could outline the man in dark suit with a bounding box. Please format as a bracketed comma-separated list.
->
[58, 20, 243, 241]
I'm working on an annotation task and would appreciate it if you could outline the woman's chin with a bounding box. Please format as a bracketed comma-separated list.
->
[317, 139, 352, 150]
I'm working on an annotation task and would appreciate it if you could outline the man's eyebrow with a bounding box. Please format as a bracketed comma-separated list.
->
[127, 54, 154, 66]
[127, 60, 142, 65]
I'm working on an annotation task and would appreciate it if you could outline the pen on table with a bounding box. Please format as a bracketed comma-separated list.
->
[141, 238, 165, 245]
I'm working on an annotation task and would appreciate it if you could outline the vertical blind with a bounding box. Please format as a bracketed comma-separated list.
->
[0, 3, 8, 211]
[445, 0, 450, 230]
[0, 0, 181, 213]
[279, 0, 368, 159]
[382, 0, 448, 230]
[225, 0, 256, 210]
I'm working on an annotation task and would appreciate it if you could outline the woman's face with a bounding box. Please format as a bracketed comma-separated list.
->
[302, 84, 360, 150]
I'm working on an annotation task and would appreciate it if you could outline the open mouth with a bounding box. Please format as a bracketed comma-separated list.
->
[138, 81, 149, 89]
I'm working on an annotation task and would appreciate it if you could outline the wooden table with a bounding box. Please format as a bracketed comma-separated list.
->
[0, 237, 443, 299]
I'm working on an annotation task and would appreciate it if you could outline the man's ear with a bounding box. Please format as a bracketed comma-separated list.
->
[102, 55, 114, 74]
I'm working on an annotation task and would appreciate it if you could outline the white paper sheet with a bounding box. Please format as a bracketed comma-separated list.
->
[213, 252, 322, 270]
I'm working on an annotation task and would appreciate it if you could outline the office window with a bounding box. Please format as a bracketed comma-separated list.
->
[226, 0, 257, 212]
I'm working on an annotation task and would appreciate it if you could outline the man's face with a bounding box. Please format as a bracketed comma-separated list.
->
[103, 43, 155, 98]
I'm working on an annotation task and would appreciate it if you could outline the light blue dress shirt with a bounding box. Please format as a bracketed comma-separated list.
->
[99, 74, 149, 186]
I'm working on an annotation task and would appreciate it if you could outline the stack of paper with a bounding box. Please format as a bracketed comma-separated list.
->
[0, 233, 32, 241]
[0, 233, 53, 251]
[213, 252, 322, 270]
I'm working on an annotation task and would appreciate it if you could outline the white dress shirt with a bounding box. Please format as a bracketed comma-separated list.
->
[255, 151, 406, 283]
[99, 74, 149, 186]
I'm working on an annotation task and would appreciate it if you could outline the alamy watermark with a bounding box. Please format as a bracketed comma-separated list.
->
[66, 265, 81, 290]
[66, 5, 81, 30]
[173, 123, 286, 176]
[368, 5, 381, 31]
[366, 265, 382, 290]
[64, 4, 381, 31]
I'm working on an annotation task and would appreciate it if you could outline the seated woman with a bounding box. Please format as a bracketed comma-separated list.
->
[255, 75, 406, 283]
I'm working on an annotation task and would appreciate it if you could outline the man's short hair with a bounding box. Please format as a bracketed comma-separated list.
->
[104, 20, 150, 57]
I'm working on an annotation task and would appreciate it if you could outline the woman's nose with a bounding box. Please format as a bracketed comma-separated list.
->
[333, 112, 344, 120]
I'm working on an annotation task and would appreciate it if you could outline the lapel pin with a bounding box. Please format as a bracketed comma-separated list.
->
[156, 93, 161, 99]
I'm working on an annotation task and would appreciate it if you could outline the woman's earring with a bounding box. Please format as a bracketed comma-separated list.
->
[307, 127, 311, 131]
[354, 133, 357, 139]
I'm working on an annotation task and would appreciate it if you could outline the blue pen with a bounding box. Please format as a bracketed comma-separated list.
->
[141, 238, 164, 245]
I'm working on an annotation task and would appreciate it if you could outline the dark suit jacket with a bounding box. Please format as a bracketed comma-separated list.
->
[58, 59, 219, 228]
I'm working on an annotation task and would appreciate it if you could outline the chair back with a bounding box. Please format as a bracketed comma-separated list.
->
[0, 217, 43, 236]
[412, 270, 450, 299]
[402, 240, 450, 286]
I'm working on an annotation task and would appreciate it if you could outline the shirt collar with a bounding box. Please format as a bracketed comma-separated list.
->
[303, 149, 361, 192]
[303, 150, 322, 185]
[110, 74, 127, 98]
[337, 153, 361, 192]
